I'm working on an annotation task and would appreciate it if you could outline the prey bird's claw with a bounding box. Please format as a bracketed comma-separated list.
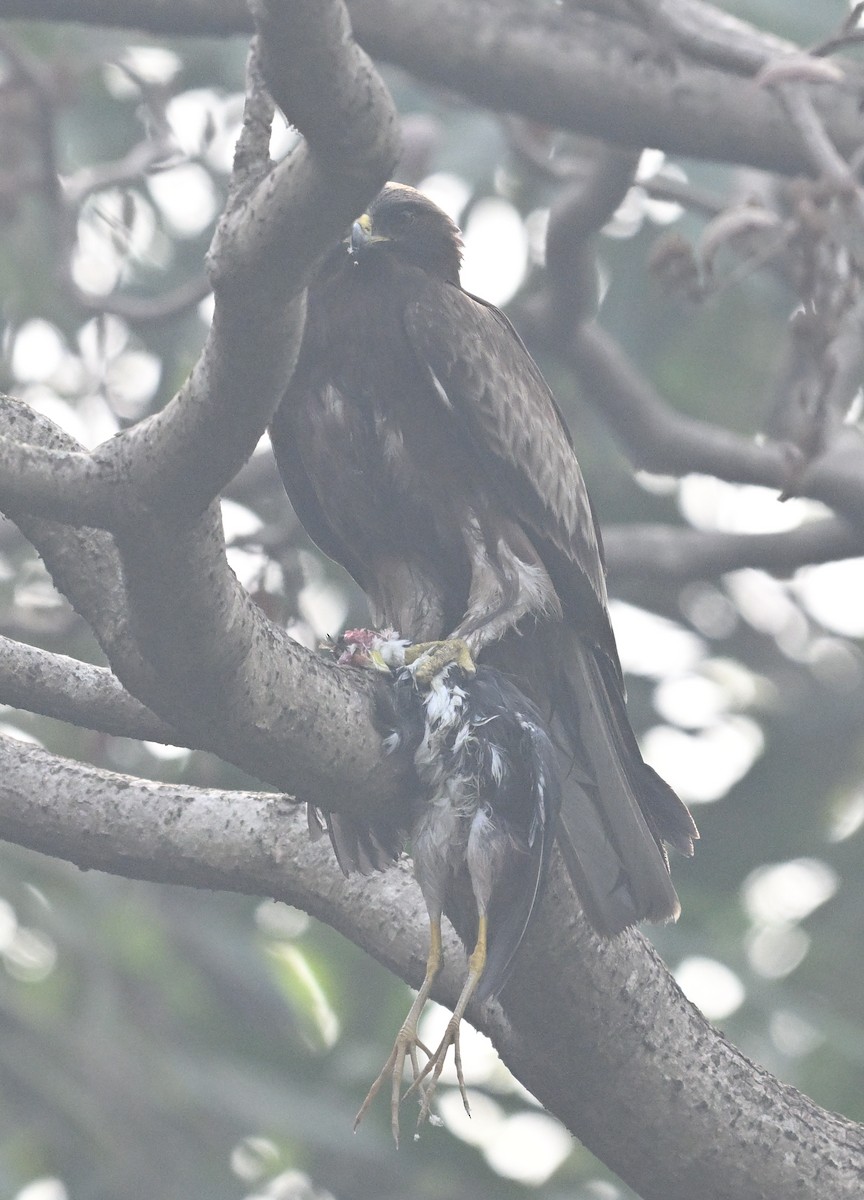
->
[409, 1015, 471, 1131]
[354, 1012, 471, 1142]
[354, 1013, 436, 1144]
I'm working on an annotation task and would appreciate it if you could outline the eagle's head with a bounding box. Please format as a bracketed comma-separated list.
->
[350, 183, 463, 286]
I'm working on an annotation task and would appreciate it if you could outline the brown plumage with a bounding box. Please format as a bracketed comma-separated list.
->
[272, 182, 698, 938]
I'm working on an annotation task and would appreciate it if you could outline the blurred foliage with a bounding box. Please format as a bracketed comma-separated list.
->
[0, 6, 863, 1200]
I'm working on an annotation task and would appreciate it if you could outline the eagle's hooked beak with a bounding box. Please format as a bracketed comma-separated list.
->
[350, 212, 387, 258]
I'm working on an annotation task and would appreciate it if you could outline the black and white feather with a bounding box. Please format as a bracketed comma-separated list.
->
[321, 631, 560, 1001]
[403, 660, 560, 1001]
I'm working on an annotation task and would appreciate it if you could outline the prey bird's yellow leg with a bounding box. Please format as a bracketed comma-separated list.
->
[403, 639, 476, 687]
[409, 913, 488, 1133]
[354, 916, 443, 1145]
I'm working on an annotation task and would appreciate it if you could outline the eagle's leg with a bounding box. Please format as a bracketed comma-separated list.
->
[409, 912, 488, 1132]
[403, 638, 475, 687]
[354, 911, 443, 1144]
[453, 529, 561, 653]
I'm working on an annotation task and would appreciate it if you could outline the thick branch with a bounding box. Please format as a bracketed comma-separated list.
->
[0, 734, 861, 1200]
[572, 322, 792, 484]
[604, 516, 864, 585]
[0, 2, 399, 531]
[0, 637, 177, 742]
[119, 3, 399, 519]
[0, 396, 411, 813]
[4, 0, 861, 178]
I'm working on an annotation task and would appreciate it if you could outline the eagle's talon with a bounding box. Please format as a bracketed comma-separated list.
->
[403, 638, 476, 687]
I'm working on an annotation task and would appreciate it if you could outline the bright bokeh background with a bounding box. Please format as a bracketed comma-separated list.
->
[0, 3, 862, 1200]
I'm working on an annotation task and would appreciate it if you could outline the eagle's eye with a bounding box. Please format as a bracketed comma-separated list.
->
[391, 207, 418, 233]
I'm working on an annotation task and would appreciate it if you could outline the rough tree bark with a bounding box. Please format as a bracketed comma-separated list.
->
[0, 2, 862, 1198]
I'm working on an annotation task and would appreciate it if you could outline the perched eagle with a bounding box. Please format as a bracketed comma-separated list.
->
[271, 183, 698, 938]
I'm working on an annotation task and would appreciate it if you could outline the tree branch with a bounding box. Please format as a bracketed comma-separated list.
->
[0, 2, 409, 812]
[604, 516, 864, 586]
[0, 733, 861, 1200]
[571, 322, 793, 485]
[0, 637, 178, 742]
[2, 0, 863, 177]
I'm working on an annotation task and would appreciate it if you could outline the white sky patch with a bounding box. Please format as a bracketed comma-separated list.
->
[679, 474, 828, 533]
[604, 150, 685, 238]
[70, 188, 160, 293]
[769, 1010, 825, 1059]
[255, 901, 309, 941]
[221, 498, 264, 542]
[11, 319, 66, 383]
[203, 94, 246, 174]
[524, 206, 549, 267]
[70, 188, 159, 280]
[230, 1135, 281, 1184]
[582, 1184, 623, 1200]
[72, 218, 123, 295]
[12, 314, 158, 435]
[724, 569, 808, 642]
[0, 723, 42, 748]
[166, 88, 222, 157]
[653, 673, 730, 729]
[104, 350, 161, 417]
[148, 163, 219, 237]
[641, 716, 764, 804]
[746, 924, 810, 979]
[635, 469, 679, 495]
[437, 1089, 505, 1149]
[793, 558, 864, 637]
[12, 558, 65, 615]
[742, 858, 838, 926]
[297, 580, 349, 641]
[285, 620, 318, 650]
[828, 790, 864, 843]
[0, 898, 17, 954]
[609, 600, 705, 678]
[198, 291, 216, 326]
[674, 955, 745, 1020]
[21, 387, 119, 448]
[226, 546, 270, 591]
[4, 925, 57, 983]
[119, 45, 181, 85]
[78, 313, 129, 365]
[653, 659, 763, 729]
[102, 46, 181, 98]
[269, 109, 301, 162]
[13, 1179, 69, 1200]
[482, 1111, 572, 1185]
[418, 171, 472, 225]
[428, 1009, 571, 1185]
[680, 582, 739, 640]
[142, 741, 190, 763]
[460, 197, 528, 307]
